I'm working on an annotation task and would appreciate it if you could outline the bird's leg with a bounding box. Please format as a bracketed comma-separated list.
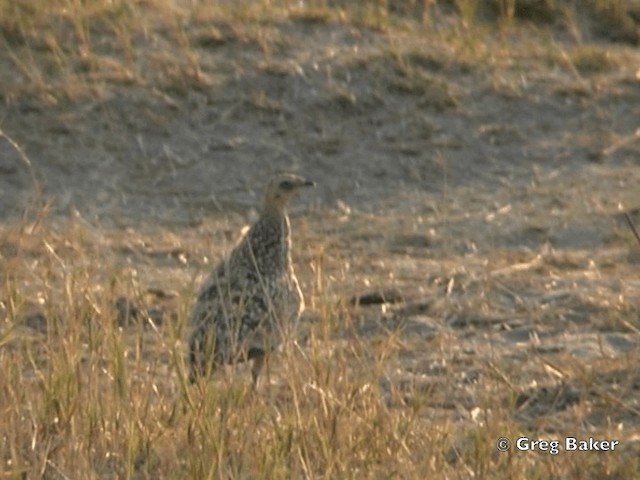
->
[251, 352, 266, 389]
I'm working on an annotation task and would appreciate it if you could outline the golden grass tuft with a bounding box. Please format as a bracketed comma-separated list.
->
[1, 0, 638, 102]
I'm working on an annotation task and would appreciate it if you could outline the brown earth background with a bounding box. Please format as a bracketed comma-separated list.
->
[1, 1, 640, 478]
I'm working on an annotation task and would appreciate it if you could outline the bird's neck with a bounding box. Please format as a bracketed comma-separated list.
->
[262, 200, 287, 217]
[257, 205, 291, 261]
[261, 203, 288, 222]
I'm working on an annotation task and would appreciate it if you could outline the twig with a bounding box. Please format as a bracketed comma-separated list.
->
[0, 128, 42, 202]
[602, 128, 640, 158]
[625, 213, 640, 247]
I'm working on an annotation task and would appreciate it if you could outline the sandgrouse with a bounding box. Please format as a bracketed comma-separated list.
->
[188, 173, 314, 385]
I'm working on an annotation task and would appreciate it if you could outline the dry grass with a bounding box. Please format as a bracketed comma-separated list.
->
[0, 210, 443, 478]
[2, 0, 640, 478]
[2, 200, 640, 478]
[0, 0, 638, 102]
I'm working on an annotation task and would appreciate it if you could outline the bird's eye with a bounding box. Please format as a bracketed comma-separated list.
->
[280, 180, 293, 190]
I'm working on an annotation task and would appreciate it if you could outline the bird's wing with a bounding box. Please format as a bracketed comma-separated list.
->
[191, 252, 266, 319]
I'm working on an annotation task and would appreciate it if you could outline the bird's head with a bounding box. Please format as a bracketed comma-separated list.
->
[264, 172, 315, 212]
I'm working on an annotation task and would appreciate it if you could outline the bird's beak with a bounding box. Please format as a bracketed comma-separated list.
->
[302, 180, 316, 187]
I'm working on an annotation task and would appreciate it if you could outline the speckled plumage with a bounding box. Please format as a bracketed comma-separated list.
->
[188, 173, 314, 385]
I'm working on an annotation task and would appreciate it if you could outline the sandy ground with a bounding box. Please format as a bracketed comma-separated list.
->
[2, 6, 640, 442]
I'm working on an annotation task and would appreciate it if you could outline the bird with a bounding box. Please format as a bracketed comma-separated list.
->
[187, 172, 315, 386]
